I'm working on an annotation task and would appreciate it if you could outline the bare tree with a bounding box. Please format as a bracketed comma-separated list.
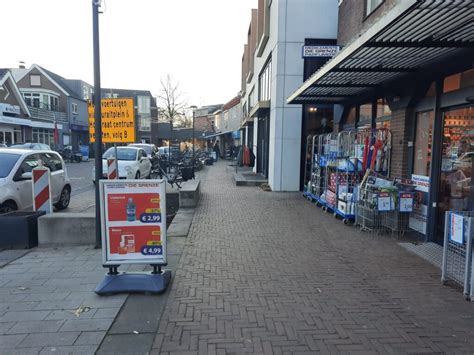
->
[156, 74, 190, 128]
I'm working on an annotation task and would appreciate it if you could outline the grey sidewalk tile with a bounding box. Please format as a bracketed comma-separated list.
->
[33, 300, 86, 311]
[19, 332, 80, 348]
[0, 346, 41, 354]
[0, 334, 27, 349]
[7, 320, 65, 335]
[45, 309, 97, 321]
[59, 318, 114, 332]
[74, 331, 106, 346]
[92, 308, 121, 319]
[39, 345, 97, 355]
[43, 278, 88, 287]
[0, 311, 51, 322]
[0, 322, 15, 335]
[0, 302, 39, 313]
[22, 293, 71, 302]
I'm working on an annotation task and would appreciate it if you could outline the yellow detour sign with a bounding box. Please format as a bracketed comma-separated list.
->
[89, 98, 135, 143]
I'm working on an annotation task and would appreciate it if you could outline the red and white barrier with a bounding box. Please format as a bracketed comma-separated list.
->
[32, 167, 52, 214]
[107, 157, 118, 179]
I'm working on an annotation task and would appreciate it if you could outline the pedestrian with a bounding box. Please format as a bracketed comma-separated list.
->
[213, 141, 220, 162]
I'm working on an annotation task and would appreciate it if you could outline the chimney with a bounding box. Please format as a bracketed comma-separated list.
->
[19, 61, 26, 69]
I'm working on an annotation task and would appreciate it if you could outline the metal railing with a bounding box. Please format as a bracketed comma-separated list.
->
[27, 105, 67, 122]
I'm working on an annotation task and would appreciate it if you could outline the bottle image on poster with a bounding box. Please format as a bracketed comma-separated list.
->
[126, 198, 136, 221]
[101, 181, 166, 265]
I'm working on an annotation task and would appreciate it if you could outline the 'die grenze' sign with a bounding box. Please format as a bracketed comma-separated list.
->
[89, 98, 135, 143]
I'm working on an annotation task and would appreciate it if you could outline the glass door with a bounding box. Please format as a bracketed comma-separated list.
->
[436, 106, 474, 242]
[410, 111, 434, 236]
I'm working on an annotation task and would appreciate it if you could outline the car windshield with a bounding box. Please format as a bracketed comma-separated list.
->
[0, 153, 21, 178]
[103, 148, 137, 161]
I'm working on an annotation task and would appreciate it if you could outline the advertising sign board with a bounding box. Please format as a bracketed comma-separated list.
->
[100, 180, 166, 266]
[409, 174, 430, 234]
[89, 98, 135, 143]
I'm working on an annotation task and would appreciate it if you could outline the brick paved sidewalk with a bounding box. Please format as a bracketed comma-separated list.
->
[152, 162, 474, 354]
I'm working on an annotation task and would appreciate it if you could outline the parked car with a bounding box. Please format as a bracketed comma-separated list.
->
[129, 143, 159, 170]
[158, 146, 180, 160]
[0, 148, 72, 214]
[11, 143, 52, 150]
[92, 146, 152, 182]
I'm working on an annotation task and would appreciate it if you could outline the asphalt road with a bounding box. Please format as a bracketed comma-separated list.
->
[65, 159, 95, 196]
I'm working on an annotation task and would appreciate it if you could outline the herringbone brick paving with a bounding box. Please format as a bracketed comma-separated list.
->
[152, 162, 474, 354]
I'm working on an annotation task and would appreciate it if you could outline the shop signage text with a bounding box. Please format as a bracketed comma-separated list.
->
[0, 104, 21, 115]
[302, 45, 340, 58]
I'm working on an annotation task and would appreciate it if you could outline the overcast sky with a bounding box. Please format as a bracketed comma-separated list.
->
[2, 0, 256, 106]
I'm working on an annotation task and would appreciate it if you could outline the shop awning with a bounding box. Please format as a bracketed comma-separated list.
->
[0, 115, 63, 130]
[203, 129, 235, 140]
[287, 0, 474, 105]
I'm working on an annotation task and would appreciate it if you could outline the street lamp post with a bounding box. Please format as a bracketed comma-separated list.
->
[92, 0, 103, 249]
[192, 106, 196, 178]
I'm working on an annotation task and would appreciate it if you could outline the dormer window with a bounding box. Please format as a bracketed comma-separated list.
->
[30, 75, 41, 86]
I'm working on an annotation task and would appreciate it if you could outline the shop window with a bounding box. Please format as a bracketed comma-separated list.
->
[345, 107, 356, 126]
[359, 102, 372, 124]
[413, 111, 434, 177]
[436, 106, 473, 241]
[376, 98, 391, 118]
[258, 57, 272, 101]
[424, 82, 436, 98]
[443, 69, 474, 93]
[366, 0, 383, 16]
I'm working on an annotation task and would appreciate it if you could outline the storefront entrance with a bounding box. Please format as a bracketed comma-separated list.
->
[257, 116, 269, 178]
[413, 106, 473, 243]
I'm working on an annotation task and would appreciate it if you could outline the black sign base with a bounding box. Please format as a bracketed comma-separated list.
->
[94, 270, 171, 295]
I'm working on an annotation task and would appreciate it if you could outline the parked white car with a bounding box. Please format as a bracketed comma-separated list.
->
[92, 146, 152, 182]
[0, 148, 72, 214]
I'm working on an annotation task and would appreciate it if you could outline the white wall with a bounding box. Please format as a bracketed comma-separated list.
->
[242, 0, 338, 191]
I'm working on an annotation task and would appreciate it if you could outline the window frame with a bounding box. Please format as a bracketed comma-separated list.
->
[71, 103, 78, 114]
[365, 0, 384, 17]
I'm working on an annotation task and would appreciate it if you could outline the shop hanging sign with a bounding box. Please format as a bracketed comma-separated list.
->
[449, 213, 464, 244]
[377, 192, 392, 211]
[89, 98, 135, 143]
[302, 45, 340, 58]
[399, 193, 414, 212]
[100, 180, 166, 266]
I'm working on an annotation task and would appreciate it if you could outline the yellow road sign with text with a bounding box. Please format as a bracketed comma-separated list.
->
[89, 98, 135, 143]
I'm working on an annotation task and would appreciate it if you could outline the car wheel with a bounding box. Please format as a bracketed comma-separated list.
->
[54, 186, 71, 210]
[0, 201, 17, 215]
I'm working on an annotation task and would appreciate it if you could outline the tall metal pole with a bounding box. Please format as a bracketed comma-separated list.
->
[93, 0, 103, 249]
[192, 108, 195, 178]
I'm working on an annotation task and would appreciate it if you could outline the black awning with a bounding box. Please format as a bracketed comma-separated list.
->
[288, 0, 474, 104]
